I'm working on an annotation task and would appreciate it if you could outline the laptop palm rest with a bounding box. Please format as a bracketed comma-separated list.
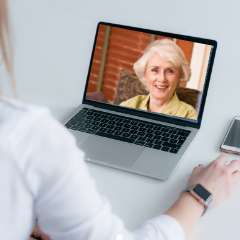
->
[79, 135, 144, 168]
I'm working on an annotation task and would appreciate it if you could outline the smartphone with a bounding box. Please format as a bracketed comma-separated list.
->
[220, 116, 240, 155]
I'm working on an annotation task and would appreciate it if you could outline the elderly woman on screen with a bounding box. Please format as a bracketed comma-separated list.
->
[120, 39, 198, 120]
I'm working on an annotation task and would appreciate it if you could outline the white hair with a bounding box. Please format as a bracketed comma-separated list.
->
[133, 39, 191, 90]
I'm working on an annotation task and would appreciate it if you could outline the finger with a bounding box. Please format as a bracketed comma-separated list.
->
[226, 160, 240, 173]
[212, 155, 228, 166]
[192, 164, 205, 174]
[231, 170, 240, 182]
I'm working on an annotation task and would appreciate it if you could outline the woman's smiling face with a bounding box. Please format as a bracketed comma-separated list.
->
[144, 53, 180, 103]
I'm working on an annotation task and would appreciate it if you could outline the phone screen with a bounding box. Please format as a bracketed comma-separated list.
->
[224, 119, 240, 148]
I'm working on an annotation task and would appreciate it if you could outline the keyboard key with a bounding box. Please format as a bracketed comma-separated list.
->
[146, 133, 153, 138]
[99, 127, 107, 132]
[154, 140, 163, 145]
[179, 136, 187, 141]
[114, 131, 122, 136]
[83, 123, 92, 129]
[122, 133, 131, 137]
[153, 125, 162, 130]
[161, 146, 170, 152]
[153, 135, 161, 140]
[130, 121, 138, 125]
[116, 118, 124, 123]
[177, 140, 185, 145]
[93, 113, 101, 117]
[86, 111, 94, 115]
[114, 126, 122, 131]
[154, 130, 161, 135]
[68, 120, 78, 126]
[99, 123, 107, 127]
[122, 128, 129, 132]
[108, 116, 116, 120]
[107, 129, 114, 134]
[86, 129, 96, 134]
[139, 127, 146, 132]
[96, 131, 135, 143]
[162, 142, 181, 149]
[106, 125, 115, 129]
[162, 133, 171, 137]
[70, 126, 79, 130]
[169, 139, 178, 144]
[91, 121, 99, 126]
[108, 120, 115, 125]
[171, 135, 179, 140]
[123, 119, 131, 124]
[116, 122, 124, 127]
[145, 143, 154, 148]
[138, 123, 146, 127]
[78, 127, 87, 132]
[91, 126, 100, 130]
[138, 132, 145, 136]
[123, 124, 131, 128]
[145, 138, 155, 143]
[131, 126, 139, 131]
[169, 148, 178, 154]
[138, 137, 147, 141]
[130, 130, 137, 134]
[146, 129, 154, 133]
[129, 134, 138, 140]
[172, 130, 178, 134]
[100, 119, 108, 123]
[178, 132, 189, 137]
[145, 125, 154, 129]
[83, 119, 92, 124]
[134, 140, 145, 146]
[86, 116, 94, 120]
[161, 137, 169, 142]
[153, 144, 161, 150]
[65, 123, 72, 128]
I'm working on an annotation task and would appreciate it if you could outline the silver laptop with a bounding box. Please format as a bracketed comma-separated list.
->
[62, 22, 217, 180]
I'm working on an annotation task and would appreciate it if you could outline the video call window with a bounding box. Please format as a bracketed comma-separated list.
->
[86, 24, 213, 122]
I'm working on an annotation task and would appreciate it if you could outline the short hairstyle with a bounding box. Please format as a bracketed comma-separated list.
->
[133, 39, 191, 90]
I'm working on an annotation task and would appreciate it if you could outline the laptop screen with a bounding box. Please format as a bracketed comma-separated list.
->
[83, 22, 217, 127]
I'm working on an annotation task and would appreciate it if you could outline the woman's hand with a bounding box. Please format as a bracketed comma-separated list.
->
[30, 223, 51, 240]
[187, 155, 240, 208]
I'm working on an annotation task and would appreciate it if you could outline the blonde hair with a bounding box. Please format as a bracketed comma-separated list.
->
[0, 0, 17, 97]
[133, 39, 191, 90]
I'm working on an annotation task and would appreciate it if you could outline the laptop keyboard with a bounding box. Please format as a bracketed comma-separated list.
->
[64, 107, 191, 154]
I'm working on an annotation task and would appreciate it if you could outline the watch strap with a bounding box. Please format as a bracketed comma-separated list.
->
[180, 184, 213, 217]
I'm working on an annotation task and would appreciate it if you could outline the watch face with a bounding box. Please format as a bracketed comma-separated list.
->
[193, 184, 212, 201]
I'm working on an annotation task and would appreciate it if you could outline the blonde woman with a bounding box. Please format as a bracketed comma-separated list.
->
[1, 1, 240, 240]
[120, 39, 197, 120]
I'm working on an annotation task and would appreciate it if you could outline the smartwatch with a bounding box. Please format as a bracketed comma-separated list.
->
[180, 184, 213, 216]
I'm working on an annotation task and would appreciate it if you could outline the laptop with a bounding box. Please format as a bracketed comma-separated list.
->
[62, 22, 217, 180]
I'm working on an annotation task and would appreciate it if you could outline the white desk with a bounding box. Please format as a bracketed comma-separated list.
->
[8, 1, 240, 239]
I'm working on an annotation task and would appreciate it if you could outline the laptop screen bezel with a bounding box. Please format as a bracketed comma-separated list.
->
[82, 21, 217, 129]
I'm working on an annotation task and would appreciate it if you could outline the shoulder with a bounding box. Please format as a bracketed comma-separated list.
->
[178, 100, 198, 120]
[120, 95, 148, 108]
[0, 97, 78, 169]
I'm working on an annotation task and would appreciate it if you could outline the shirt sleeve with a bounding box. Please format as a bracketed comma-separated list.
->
[13, 106, 185, 240]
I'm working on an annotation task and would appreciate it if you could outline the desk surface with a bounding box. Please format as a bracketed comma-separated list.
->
[8, 1, 240, 239]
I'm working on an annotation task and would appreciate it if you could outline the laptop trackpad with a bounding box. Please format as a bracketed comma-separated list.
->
[79, 135, 144, 168]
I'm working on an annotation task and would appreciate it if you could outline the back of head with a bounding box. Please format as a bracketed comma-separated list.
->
[0, 0, 17, 97]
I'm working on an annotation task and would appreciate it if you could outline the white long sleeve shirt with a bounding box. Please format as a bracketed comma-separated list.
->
[0, 97, 185, 240]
